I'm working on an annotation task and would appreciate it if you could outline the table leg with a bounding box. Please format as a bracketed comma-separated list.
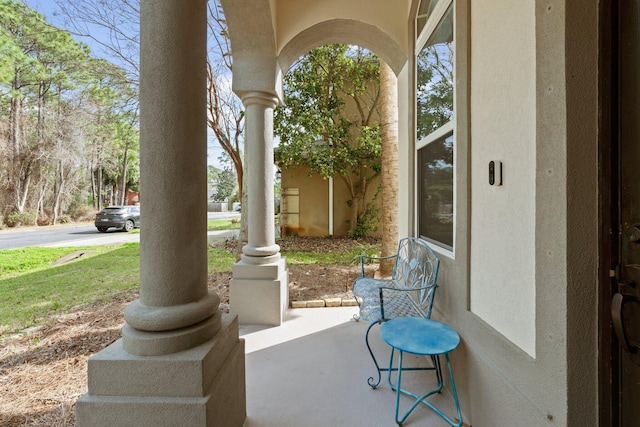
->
[394, 350, 404, 425]
[389, 351, 463, 426]
[445, 353, 463, 426]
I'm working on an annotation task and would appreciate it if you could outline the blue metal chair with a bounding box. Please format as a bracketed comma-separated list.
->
[352, 237, 440, 388]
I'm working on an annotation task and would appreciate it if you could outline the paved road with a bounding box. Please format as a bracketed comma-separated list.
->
[0, 212, 240, 250]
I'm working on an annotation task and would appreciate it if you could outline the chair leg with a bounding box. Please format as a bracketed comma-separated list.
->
[431, 355, 443, 389]
[365, 319, 383, 388]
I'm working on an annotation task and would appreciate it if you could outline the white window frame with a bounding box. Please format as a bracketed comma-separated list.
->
[414, 0, 456, 256]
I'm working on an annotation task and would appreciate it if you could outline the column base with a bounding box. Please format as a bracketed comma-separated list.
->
[75, 315, 246, 427]
[230, 257, 288, 325]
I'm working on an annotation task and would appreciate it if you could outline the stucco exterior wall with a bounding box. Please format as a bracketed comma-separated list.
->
[280, 166, 382, 237]
[431, 1, 599, 426]
[275, 0, 410, 60]
[469, 0, 536, 356]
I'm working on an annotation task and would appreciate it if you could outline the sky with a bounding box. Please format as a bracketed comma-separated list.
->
[21, 1, 90, 45]
[19, 0, 229, 169]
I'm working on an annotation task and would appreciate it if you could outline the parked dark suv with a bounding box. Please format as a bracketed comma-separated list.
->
[95, 206, 141, 233]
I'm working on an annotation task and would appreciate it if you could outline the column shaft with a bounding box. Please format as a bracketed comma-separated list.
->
[124, 0, 218, 343]
[242, 92, 280, 259]
[76, 3, 246, 425]
[229, 91, 288, 325]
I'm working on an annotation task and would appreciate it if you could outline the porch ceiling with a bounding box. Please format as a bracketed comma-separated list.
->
[220, 0, 411, 96]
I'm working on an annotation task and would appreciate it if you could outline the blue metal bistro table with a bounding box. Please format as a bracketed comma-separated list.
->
[379, 317, 463, 426]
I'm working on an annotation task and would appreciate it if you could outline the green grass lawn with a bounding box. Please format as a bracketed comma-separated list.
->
[207, 219, 241, 231]
[0, 237, 377, 338]
[0, 243, 236, 338]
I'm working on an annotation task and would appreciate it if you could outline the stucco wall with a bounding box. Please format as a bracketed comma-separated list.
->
[469, 0, 536, 356]
[430, 1, 599, 426]
[275, 0, 410, 60]
[280, 166, 382, 237]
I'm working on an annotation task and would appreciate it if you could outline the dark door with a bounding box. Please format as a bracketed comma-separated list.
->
[613, 1, 640, 424]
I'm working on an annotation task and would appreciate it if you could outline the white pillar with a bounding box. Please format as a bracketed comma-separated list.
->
[242, 92, 280, 259]
[230, 91, 288, 325]
[75, 1, 246, 425]
[123, 0, 217, 355]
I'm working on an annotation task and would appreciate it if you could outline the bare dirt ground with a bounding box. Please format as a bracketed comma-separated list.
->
[0, 237, 379, 426]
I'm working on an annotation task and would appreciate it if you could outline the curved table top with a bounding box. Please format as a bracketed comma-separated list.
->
[380, 317, 460, 356]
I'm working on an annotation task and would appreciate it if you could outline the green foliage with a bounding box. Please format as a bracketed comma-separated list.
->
[274, 44, 382, 236]
[5, 210, 36, 227]
[274, 45, 381, 178]
[0, 1, 139, 219]
[416, 43, 454, 139]
[208, 162, 237, 202]
[347, 187, 381, 238]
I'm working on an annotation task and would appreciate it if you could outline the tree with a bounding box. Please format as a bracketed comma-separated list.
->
[379, 60, 398, 276]
[53, 0, 140, 87]
[0, 0, 92, 218]
[416, 42, 453, 139]
[208, 153, 237, 202]
[206, 2, 245, 203]
[274, 44, 382, 237]
[0, 1, 138, 226]
[55, 0, 247, 205]
[80, 58, 138, 211]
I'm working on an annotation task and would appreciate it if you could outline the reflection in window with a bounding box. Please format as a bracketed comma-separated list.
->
[416, 0, 440, 34]
[417, 4, 454, 141]
[419, 133, 454, 250]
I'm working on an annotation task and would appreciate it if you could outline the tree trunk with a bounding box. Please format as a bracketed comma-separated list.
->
[238, 155, 249, 255]
[10, 69, 23, 212]
[35, 179, 48, 225]
[90, 157, 97, 208]
[52, 161, 64, 225]
[349, 196, 360, 235]
[120, 145, 129, 205]
[96, 139, 104, 211]
[379, 60, 399, 277]
[18, 170, 31, 213]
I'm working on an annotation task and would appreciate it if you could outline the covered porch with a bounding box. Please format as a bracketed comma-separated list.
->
[241, 306, 463, 427]
[76, 0, 604, 426]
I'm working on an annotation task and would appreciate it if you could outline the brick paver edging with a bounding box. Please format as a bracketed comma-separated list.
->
[290, 297, 361, 309]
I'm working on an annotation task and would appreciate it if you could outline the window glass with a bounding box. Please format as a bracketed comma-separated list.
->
[419, 133, 454, 250]
[416, 0, 440, 34]
[416, 1, 454, 250]
[416, 4, 454, 141]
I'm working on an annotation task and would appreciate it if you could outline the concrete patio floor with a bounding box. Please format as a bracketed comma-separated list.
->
[240, 307, 462, 427]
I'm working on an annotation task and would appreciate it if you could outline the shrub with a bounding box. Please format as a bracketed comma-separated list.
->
[6, 211, 36, 228]
[58, 214, 72, 224]
[37, 213, 51, 226]
[67, 204, 97, 222]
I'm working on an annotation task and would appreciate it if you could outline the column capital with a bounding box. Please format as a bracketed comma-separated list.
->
[240, 91, 279, 108]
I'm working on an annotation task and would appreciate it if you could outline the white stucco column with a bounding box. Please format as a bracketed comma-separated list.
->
[75, 1, 246, 425]
[122, 0, 219, 355]
[229, 91, 288, 325]
[242, 92, 280, 259]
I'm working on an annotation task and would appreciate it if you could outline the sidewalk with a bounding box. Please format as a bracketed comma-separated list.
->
[36, 229, 240, 248]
